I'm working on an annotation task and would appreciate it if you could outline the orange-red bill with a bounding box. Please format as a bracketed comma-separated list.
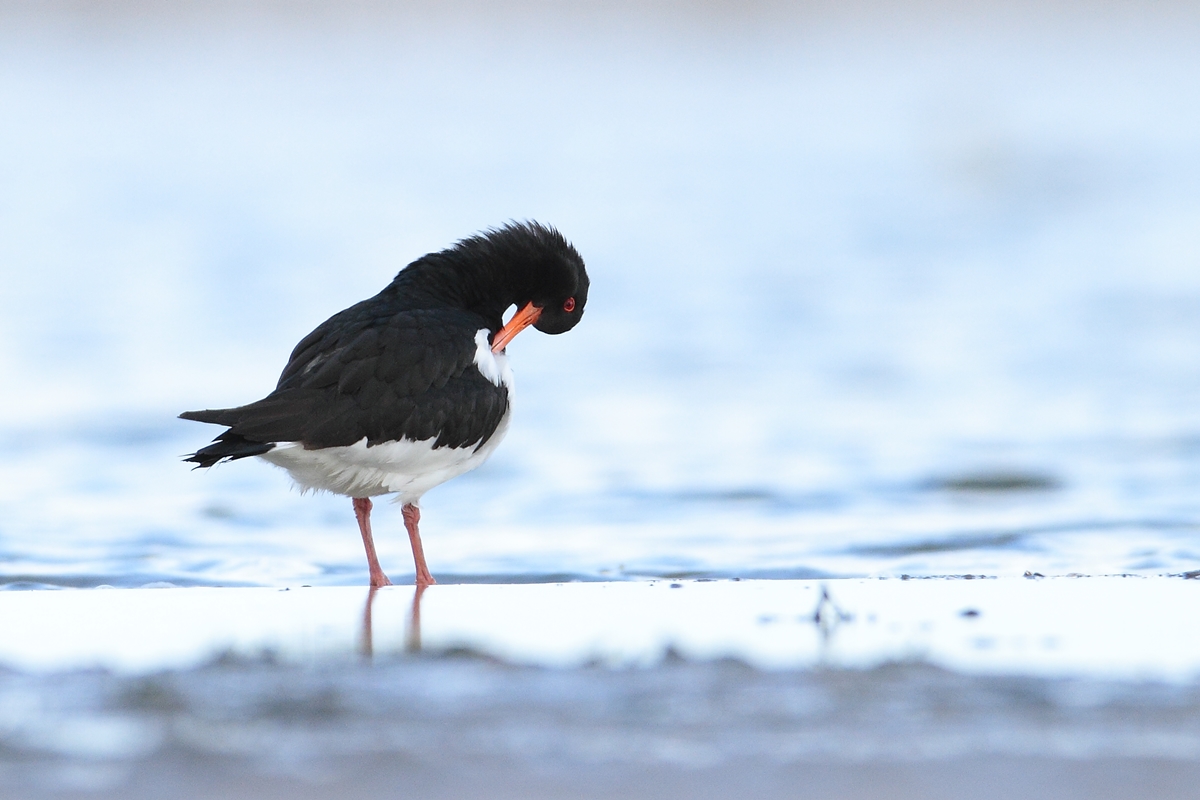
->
[491, 301, 543, 353]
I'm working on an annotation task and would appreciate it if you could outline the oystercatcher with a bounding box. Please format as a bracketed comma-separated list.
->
[181, 222, 589, 587]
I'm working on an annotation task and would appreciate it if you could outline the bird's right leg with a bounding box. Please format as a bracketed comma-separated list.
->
[353, 497, 392, 588]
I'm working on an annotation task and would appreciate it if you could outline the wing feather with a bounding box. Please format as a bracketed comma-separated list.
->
[182, 305, 508, 456]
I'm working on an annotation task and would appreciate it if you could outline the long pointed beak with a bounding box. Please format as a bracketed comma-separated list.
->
[491, 302, 543, 353]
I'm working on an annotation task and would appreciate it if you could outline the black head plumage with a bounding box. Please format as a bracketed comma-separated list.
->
[391, 221, 588, 335]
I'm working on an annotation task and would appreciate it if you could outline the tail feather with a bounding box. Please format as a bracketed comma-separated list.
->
[180, 408, 244, 426]
[183, 431, 275, 469]
[180, 408, 275, 468]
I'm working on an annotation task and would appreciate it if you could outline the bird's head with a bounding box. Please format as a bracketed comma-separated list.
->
[392, 221, 589, 351]
[483, 222, 589, 352]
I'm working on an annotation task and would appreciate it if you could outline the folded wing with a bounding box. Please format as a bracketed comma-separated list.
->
[181, 306, 508, 467]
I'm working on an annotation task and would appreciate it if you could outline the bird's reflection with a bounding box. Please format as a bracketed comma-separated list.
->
[359, 584, 427, 660]
[406, 583, 427, 653]
[811, 584, 852, 652]
[359, 587, 378, 659]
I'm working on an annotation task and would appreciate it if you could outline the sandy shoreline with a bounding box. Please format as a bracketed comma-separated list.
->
[1, 580, 1199, 796]
[1, 578, 1198, 678]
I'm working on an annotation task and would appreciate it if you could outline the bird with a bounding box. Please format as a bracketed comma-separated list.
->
[180, 221, 589, 587]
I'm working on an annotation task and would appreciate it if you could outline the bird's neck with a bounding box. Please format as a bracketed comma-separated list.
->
[386, 250, 532, 331]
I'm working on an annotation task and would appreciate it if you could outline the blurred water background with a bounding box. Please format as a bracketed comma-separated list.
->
[2, 0, 1198, 588]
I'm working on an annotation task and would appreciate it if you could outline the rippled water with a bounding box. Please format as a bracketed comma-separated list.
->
[2, 3, 1198, 588]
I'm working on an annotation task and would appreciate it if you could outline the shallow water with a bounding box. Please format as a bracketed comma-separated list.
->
[1, 3, 1199, 588]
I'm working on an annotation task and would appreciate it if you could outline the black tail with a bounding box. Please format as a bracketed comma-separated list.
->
[179, 408, 244, 426]
[180, 409, 275, 468]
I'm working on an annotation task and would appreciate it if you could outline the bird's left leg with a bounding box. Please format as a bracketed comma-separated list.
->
[401, 503, 436, 586]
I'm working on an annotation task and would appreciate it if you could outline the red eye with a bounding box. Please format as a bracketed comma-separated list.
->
[563, 297, 576, 312]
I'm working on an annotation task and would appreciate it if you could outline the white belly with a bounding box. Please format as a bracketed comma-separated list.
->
[260, 328, 514, 504]
[260, 409, 511, 504]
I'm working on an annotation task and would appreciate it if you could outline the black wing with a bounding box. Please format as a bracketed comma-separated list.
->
[181, 304, 508, 466]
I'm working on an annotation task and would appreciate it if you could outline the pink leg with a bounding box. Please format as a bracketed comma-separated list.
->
[353, 498, 392, 588]
[402, 503, 436, 586]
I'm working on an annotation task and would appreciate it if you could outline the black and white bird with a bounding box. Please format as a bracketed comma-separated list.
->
[181, 222, 589, 587]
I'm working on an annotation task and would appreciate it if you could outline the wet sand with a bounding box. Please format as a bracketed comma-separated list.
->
[1, 578, 1198, 677]
[29, 752, 1200, 800]
[2, 580, 1200, 798]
